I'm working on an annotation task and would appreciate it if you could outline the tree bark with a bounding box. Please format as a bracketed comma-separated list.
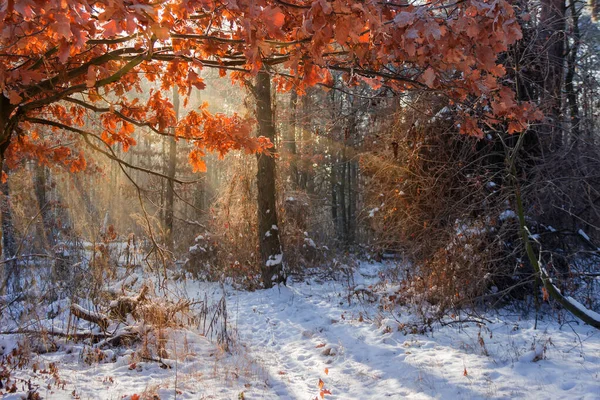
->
[165, 86, 178, 252]
[539, 0, 566, 150]
[331, 153, 338, 234]
[1, 162, 17, 293]
[33, 162, 55, 249]
[1, 163, 15, 258]
[254, 71, 283, 288]
[299, 93, 314, 194]
[0, 94, 15, 295]
[339, 156, 347, 242]
[283, 90, 299, 188]
[565, 0, 581, 137]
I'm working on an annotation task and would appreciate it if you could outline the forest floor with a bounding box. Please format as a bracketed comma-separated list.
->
[2, 261, 600, 399]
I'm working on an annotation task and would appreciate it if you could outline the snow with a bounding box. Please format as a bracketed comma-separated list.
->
[566, 296, 600, 322]
[368, 207, 379, 218]
[499, 210, 517, 220]
[3, 262, 600, 399]
[188, 243, 206, 253]
[304, 237, 317, 248]
[578, 229, 591, 242]
[228, 262, 600, 399]
[266, 253, 283, 266]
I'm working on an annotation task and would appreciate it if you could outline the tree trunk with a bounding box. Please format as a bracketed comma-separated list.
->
[165, 86, 178, 252]
[33, 162, 55, 250]
[299, 93, 314, 193]
[540, 0, 566, 150]
[1, 162, 17, 293]
[254, 71, 283, 288]
[1, 163, 15, 258]
[347, 159, 357, 244]
[339, 156, 347, 243]
[565, 0, 581, 137]
[0, 94, 15, 295]
[284, 90, 299, 188]
[331, 153, 338, 234]
[345, 105, 358, 244]
[194, 89, 206, 213]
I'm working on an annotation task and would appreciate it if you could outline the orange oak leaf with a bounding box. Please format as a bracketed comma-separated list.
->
[422, 67, 435, 88]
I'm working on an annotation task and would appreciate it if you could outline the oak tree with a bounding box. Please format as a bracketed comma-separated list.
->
[0, 0, 539, 284]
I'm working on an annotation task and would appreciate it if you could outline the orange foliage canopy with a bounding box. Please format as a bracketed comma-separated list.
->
[0, 0, 540, 172]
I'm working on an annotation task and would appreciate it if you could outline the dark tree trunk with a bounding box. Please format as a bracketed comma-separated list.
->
[0, 94, 15, 294]
[254, 71, 283, 288]
[339, 156, 347, 242]
[540, 0, 566, 150]
[347, 159, 357, 244]
[299, 93, 314, 194]
[1, 163, 15, 258]
[345, 106, 358, 244]
[1, 162, 17, 293]
[331, 153, 338, 232]
[284, 90, 299, 188]
[565, 0, 581, 137]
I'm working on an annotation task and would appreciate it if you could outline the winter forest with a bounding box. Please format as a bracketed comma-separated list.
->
[1, 0, 600, 399]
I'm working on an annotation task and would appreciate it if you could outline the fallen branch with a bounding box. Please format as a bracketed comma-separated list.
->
[510, 138, 600, 330]
[96, 330, 139, 348]
[140, 356, 172, 369]
[70, 304, 110, 330]
[109, 285, 149, 320]
[0, 329, 106, 341]
[0, 328, 139, 348]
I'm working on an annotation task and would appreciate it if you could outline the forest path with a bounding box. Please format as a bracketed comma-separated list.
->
[229, 261, 600, 400]
[3, 262, 599, 399]
[230, 263, 452, 399]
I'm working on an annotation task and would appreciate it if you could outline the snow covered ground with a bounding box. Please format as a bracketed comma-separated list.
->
[2, 261, 600, 399]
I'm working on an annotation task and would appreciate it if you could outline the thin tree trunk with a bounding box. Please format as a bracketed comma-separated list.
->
[165, 86, 178, 252]
[284, 90, 299, 188]
[0, 94, 15, 294]
[348, 159, 357, 244]
[339, 155, 347, 243]
[346, 104, 358, 244]
[331, 153, 338, 234]
[194, 89, 206, 214]
[254, 71, 283, 288]
[540, 0, 566, 150]
[565, 0, 581, 137]
[299, 93, 313, 193]
[33, 162, 55, 250]
[2, 164, 15, 258]
[1, 162, 17, 293]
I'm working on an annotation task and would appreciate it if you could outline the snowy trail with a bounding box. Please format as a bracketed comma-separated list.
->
[230, 265, 454, 399]
[231, 283, 421, 399]
[230, 263, 600, 400]
[3, 262, 600, 399]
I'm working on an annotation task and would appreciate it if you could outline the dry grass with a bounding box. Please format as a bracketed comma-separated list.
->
[361, 99, 525, 313]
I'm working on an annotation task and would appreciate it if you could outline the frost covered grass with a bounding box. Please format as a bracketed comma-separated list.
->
[1, 261, 600, 399]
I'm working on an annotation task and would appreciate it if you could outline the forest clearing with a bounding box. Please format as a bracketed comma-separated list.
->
[1, 0, 600, 399]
